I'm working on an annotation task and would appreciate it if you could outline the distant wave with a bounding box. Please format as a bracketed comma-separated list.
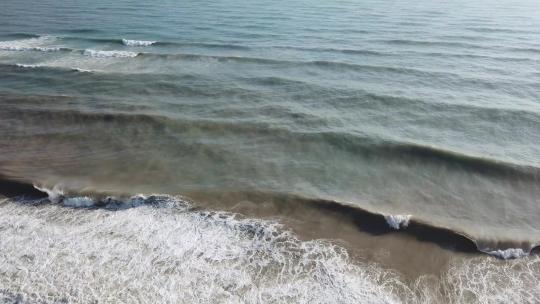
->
[15, 63, 40, 68]
[0, 176, 538, 260]
[5, 34, 540, 62]
[82, 49, 139, 58]
[121, 39, 156, 46]
[378, 38, 491, 49]
[58, 35, 252, 50]
[0, 36, 66, 53]
[0, 35, 533, 85]
[0, 45, 66, 52]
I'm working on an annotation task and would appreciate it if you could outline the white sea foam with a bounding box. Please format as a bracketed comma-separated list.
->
[0, 195, 411, 304]
[384, 214, 411, 230]
[83, 49, 139, 58]
[0, 36, 61, 52]
[487, 248, 529, 259]
[122, 39, 156, 46]
[435, 256, 540, 303]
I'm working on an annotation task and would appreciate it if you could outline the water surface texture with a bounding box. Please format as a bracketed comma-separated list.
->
[1, 0, 540, 303]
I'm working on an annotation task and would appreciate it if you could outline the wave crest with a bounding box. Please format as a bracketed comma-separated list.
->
[82, 49, 139, 58]
[384, 214, 412, 230]
[122, 39, 156, 46]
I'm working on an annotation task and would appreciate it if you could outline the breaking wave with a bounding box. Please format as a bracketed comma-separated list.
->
[0, 36, 65, 52]
[384, 214, 412, 230]
[121, 39, 156, 46]
[1, 177, 538, 260]
[487, 248, 529, 260]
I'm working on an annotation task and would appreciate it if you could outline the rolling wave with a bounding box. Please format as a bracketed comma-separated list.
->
[0, 176, 538, 259]
[8, 63, 93, 73]
[1, 103, 538, 181]
[1, 33, 41, 39]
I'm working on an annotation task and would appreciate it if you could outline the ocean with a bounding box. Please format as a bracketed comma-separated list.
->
[0, 0, 539, 303]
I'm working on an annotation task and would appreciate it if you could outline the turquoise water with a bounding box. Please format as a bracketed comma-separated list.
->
[1, 0, 540, 302]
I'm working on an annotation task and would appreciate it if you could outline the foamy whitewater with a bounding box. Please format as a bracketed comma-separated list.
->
[0, 192, 538, 304]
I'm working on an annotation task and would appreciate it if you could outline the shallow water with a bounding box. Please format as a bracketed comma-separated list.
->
[1, 0, 540, 302]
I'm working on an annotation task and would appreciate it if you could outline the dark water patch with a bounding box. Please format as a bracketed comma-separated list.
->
[319, 131, 540, 181]
[1, 33, 41, 39]
[0, 175, 47, 199]
[62, 28, 103, 34]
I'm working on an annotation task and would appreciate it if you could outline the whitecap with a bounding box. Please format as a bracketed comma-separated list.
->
[487, 248, 529, 259]
[384, 214, 411, 230]
[82, 49, 139, 58]
[15, 64, 40, 68]
[122, 39, 156, 47]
